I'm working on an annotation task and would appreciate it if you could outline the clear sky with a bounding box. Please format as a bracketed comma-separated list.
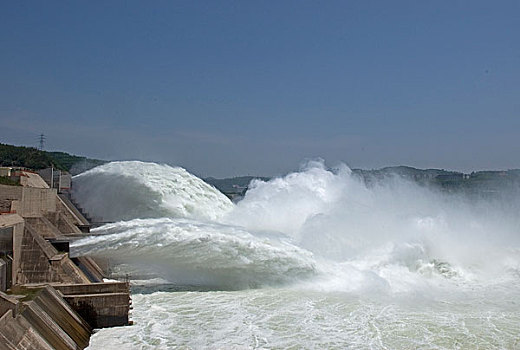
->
[1, 1, 519, 177]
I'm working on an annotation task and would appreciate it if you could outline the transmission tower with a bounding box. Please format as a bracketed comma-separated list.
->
[38, 133, 46, 150]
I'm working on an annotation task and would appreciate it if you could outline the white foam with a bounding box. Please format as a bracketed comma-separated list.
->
[73, 161, 233, 221]
[87, 287, 520, 350]
[72, 217, 316, 289]
[76, 160, 520, 349]
[73, 160, 520, 292]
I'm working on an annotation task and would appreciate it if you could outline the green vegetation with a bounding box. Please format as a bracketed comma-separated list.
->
[0, 143, 106, 174]
[8, 285, 44, 301]
[2, 142, 518, 199]
[48, 151, 106, 175]
[353, 166, 520, 196]
[0, 143, 64, 170]
[207, 167, 520, 200]
[0, 176, 20, 186]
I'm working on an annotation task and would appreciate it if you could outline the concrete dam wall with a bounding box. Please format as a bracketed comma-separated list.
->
[0, 170, 132, 348]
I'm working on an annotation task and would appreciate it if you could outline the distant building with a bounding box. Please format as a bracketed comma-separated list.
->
[0, 167, 13, 177]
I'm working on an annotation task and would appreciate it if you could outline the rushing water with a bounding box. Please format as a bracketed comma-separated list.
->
[71, 161, 520, 349]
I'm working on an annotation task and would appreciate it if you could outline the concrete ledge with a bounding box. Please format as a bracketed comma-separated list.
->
[70, 257, 105, 283]
[21, 282, 131, 329]
[0, 292, 20, 317]
[53, 282, 129, 295]
[0, 286, 92, 350]
[61, 291, 130, 328]
[22, 300, 79, 350]
[0, 309, 54, 350]
[24, 217, 62, 239]
[31, 286, 91, 348]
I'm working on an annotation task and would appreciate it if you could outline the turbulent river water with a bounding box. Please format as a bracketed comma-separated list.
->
[70, 161, 520, 349]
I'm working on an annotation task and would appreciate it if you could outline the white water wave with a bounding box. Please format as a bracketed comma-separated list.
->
[73, 161, 233, 222]
[72, 160, 520, 292]
[74, 160, 520, 349]
[72, 217, 316, 289]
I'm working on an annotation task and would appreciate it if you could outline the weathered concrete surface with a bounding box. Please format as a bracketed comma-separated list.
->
[0, 292, 19, 319]
[24, 217, 62, 239]
[1, 193, 105, 284]
[52, 282, 129, 295]
[0, 214, 24, 228]
[37, 168, 72, 193]
[55, 282, 130, 328]
[0, 261, 4, 291]
[0, 309, 54, 350]
[36, 287, 91, 348]
[45, 207, 82, 235]
[0, 185, 22, 214]
[16, 223, 90, 285]
[0, 185, 58, 218]
[0, 183, 86, 234]
[21, 286, 91, 349]
[17, 186, 58, 217]
[0, 167, 13, 177]
[1, 178, 131, 346]
[62, 293, 130, 328]
[18, 172, 49, 189]
[70, 257, 104, 283]
[0, 286, 92, 350]
[57, 195, 90, 227]
[21, 282, 131, 329]
[0, 214, 24, 291]
[43, 196, 90, 235]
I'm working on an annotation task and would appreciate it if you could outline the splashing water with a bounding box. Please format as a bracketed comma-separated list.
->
[70, 160, 520, 349]
[74, 217, 316, 289]
[73, 161, 233, 222]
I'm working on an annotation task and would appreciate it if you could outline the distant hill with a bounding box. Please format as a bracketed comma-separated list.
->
[47, 151, 106, 175]
[351, 166, 520, 193]
[204, 176, 270, 199]
[207, 166, 520, 199]
[2, 142, 518, 198]
[0, 143, 64, 170]
[0, 143, 106, 174]
[351, 166, 462, 185]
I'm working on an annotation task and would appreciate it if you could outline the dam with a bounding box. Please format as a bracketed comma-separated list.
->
[0, 167, 131, 349]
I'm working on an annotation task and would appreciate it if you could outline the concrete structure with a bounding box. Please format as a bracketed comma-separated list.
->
[37, 168, 72, 193]
[16, 222, 90, 285]
[18, 172, 50, 189]
[0, 214, 24, 292]
[0, 183, 89, 234]
[0, 171, 132, 347]
[0, 185, 56, 217]
[57, 194, 90, 233]
[0, 286, 92, 349]
[0, 213, 91, 288]
[4, 170, 50, 189]
[59, 174, 72, 193]
[25, 282, 131, 329]
[0, 261, 7, 292]
[0, 168, 13, 177]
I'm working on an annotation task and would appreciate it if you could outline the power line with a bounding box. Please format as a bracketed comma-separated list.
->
[38, 133, 46, 150]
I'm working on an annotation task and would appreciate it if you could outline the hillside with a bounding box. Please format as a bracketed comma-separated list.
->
[207, 166, 520, 199]
[0, 143, 64, 170]
[204, 176, 270, 199]
[0, 143, 106, 174]
[47, 151, 106, 175]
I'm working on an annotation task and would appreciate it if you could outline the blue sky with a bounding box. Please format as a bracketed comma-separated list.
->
[1, 1, 519, 177]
